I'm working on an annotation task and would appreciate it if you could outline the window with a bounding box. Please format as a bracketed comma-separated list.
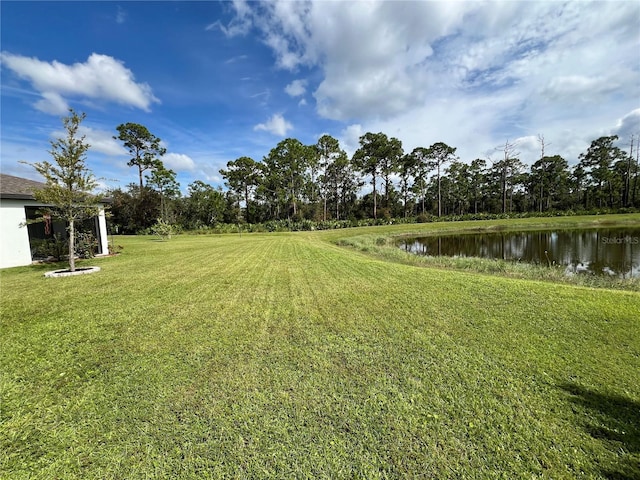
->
[24, 207, 102, 259]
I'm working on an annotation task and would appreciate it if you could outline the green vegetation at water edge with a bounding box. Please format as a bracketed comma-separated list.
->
[330, 213, 640, 291]
[1, 217, 639, 478]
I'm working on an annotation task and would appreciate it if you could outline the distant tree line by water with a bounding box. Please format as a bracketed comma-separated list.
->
[106, 123, 640, 234]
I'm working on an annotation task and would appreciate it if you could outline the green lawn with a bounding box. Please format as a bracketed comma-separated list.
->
[1, 215, 639, 478]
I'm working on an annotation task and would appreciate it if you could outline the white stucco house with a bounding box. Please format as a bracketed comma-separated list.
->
[0, 173, 110, 269]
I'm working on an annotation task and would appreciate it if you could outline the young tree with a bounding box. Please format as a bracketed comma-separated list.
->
[114, 123, 166, 191]
[23, 109, 100, 272]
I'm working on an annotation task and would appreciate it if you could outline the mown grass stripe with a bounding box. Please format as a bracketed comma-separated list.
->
[1, 217, 639, 478]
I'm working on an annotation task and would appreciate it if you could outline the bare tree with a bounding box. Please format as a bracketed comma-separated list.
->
[537, 134, 551, 211]
[494, 140, 521, 213]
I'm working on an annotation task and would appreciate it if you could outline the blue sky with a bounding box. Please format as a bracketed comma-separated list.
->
[1, 1, 639, 194]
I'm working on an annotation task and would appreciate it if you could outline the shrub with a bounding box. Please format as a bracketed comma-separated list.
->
[173, 208, 639, 235]
[150, 219, 178, 240]
[33, 233, 68, 261]
[75, 231, 98, 258]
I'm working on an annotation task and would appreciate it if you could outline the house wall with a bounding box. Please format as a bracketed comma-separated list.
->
[0, 199, 110, 269]
[0, 199, 38, 269]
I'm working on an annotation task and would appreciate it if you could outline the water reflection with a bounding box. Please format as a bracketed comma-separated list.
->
[399, 228, 640, 278]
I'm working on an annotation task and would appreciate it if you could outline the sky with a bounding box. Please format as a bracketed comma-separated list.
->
[1, 0, 639, 194]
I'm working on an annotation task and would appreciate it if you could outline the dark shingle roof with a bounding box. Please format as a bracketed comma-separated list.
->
[0, 174, 45, 200]
[0, 173, 112, 204]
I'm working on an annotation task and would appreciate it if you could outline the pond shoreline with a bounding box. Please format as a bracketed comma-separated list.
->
[398, 227, 640, 279]
[332, 214, 640, 291]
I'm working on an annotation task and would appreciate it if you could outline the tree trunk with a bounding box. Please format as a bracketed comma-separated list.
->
[624, 160, 631, 207]
[384, 176, 389, 208]
[372, 174, 377, 219]
[244, 184, 250, 223]
[632, 159, 639, 206]
[138, 166, 144, 191]
[610, 180, 616, 208]
[502, 170, 507, 214]
[68, 219, 76, 272]
[290, 172, 297, 218]
[625, 138, 634, 207]
[509, 186, 514, 213]
[323, 196, 327, 222]
[403, 188, 408, 218]
[437, 165, 442, 217]
[540, 183, 544, 212]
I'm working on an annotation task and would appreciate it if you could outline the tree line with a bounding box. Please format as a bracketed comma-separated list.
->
[107, 123, 640, 234]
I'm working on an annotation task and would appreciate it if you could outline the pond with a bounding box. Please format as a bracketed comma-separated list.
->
[398, 227, 640, 278]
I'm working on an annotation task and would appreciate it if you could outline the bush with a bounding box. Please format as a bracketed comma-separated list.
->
[75, 231, 98, 258]
[150, 219, 178, 240]
[33, 233, 68, 261]
[416, 213, 432, 223]
[175, 208, 639, 235]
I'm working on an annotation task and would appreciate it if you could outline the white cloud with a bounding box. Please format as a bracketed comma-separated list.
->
[224, 54, 248, 64]
[224, 1, 469, 120]
[116, 6, 127, 24]
[48, 126, 129, 156]
[0, 52, 159, 113]
[49, 126, 126, 157]
[226, 1, 639, 165]
[34, 92, 69, 115]
[542, 75, 620, 102]
[285, 79, 306, 97]
[200, 169, 223, 185]
[163, 153, 196, 172]
[254, 113, 293, 136]
[339, 124, 364, 157]
[0, 138, 50, 172]
[206, 0, 253, 36]
[510, 136, 542, 163]
[612, 109, 640, 145]
[546, 75, 601, 94]
[80, 127, 128, 157]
